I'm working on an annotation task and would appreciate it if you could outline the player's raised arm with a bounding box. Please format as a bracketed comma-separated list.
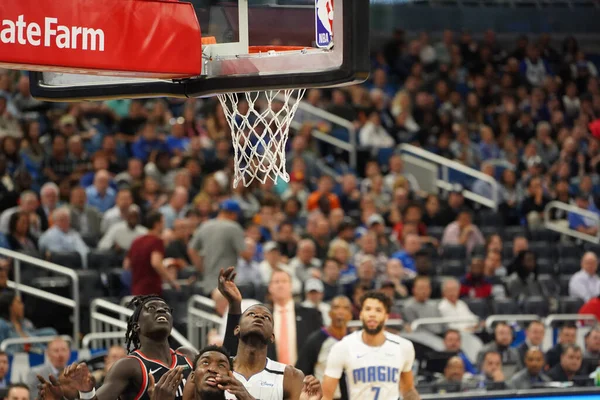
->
[321, 340, 346, 400]
[399, 343, 420, 400]
[61, 359, 140, 400]
[218, 267, 243, 355]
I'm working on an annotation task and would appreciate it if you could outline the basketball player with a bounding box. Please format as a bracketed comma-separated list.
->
[45, 295, 197, 400]
[322, 291, 420, 400]
[216, 267, 322, 400]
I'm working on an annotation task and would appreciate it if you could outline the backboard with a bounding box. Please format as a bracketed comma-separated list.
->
[29, 0, 370, 101]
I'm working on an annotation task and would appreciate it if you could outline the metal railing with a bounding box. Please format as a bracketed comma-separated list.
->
[484, 314, 541, 329]
[347, 319, 404, 329]
[0, 248, 80, 348]
[280, 94, 358, 169]
[398, 144, 500, 210]
[81, 332, 126, 349]
[411, 316, 479, 332]
[187, 295, 222, 350]
[89, 298, 193, 350]
[0, 335, 72, 351]
[544, 200, 600, 243]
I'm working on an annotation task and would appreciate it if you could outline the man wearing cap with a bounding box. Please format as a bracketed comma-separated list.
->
[302, 278, 331, 326]
[188, 199, 246, 295]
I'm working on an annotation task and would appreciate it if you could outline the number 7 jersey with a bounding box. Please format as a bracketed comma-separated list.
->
[323, 330, 415, 400]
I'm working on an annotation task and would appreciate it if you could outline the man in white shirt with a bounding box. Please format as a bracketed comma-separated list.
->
[100, 188, 133, 234]
[438, 278, 479, 331]
[288, 239, 322, 283]
[259, 241, 301, 295]
[38, 207, 89, 268]
[98, 204, 148, 252]
[301, 278, 331, 326]
[569, 252, 600, 302]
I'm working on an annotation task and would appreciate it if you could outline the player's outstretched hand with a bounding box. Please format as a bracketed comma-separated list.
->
[300, 375, 323, 400]
[216, 371, 255, 400]
[218, 267, 242, 307]
[37, 375, 64, 400]
[148, 366, 184, 400]
[62, 363, 94, 393]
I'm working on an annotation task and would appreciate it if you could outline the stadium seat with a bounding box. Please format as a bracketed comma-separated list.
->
[530, 241, 554, 259]
[88, 249, 120, 271]
[558, 258, 580, 275]
[558, 243, 583, 259]
[503, 243, 514, 261]
[584, 243, 600, 257]
[538, 274, 559, 296]
[427, 226, 445, 240]
[558, 297, 584, 314]
[536, 259, 556, 275]
[49, 251, 82, 269]
[502, 226, 527, 241]
[471, 244, 486, 257]
[441, 245, 467, 260]
[559, 275, 571, 296]
[178, 266, 196, 280]
[77, 270, 105, 306]
[522, 296, 549, 317]
[481, 226, 501, 239]
[464, 298, 490, 319]
[492, 298, 519, 315]
[107, 268, 127, 297]
[530, 229, 560, 242]
[81, 234, 99, 248]
[478, 210, 504, 227]
[439, 260, 466, 277]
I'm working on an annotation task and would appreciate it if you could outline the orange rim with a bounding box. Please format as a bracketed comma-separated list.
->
[249, 45, 310, 53]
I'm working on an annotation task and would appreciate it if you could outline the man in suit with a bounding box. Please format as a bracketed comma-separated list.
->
[222, 269, 323, 364]
[36, 182, 60, 233]
[548, 344, 585, 383]
[67, 187, 102, 243]
[517, 320, 545, 365]
[546, 324, 577, 369]
[25, 338, 70, 400]
[508, 348, 551, 389]
[477, 322, 522, 379]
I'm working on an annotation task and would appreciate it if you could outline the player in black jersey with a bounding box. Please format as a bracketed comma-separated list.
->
[39, 295, 198, 400]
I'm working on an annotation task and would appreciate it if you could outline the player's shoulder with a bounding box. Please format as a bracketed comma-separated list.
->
[337, 330, 361, 345]
[383, 331, 414, 349]
[265, 358, 287, 374]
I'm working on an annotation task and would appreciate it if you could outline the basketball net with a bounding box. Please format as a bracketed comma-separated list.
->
[218, 89, 306, 188]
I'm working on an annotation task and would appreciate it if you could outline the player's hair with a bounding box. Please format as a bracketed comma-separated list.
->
[194, 345, 233, 370]
[125, 295, 166, 353]
[359, 291, 391, 313]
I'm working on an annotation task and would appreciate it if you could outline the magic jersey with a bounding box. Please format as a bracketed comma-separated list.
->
[226, 358, 285, 400]
[126, 349, 193, 400]
[324, 330, 415, 400]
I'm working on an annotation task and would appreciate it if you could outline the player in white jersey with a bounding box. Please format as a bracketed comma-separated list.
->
[322, 291, 420, 400]
[217, 267, 322, 400]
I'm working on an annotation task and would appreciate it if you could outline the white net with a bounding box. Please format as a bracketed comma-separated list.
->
[218, 89, 306, 188]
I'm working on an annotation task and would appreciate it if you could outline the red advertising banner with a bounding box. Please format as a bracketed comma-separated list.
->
[0, 0, 202, 78]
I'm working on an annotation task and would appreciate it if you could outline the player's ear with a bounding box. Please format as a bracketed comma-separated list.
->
[189, 371, 195, 381]
[234, 325, 240, 337]
[133, 323, 140, 334]
[270, 333, 275, 344]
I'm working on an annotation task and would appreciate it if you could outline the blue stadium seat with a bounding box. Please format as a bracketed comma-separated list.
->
[558, 297, 584, 314]
[522, 296, 549, 317]
[441, 245, 467, 260]
[330, 127, 350, 142]
[558, 258, 580, 275]
[377, 148, 394, 167]
[492, 298, 519, 315]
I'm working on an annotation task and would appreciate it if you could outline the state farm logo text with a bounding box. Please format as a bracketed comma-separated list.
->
[1, 15, 105, 51]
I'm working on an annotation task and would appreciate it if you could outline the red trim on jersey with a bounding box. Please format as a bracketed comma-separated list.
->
[128, 356, 148, 400]
[134, 349, 177, 369]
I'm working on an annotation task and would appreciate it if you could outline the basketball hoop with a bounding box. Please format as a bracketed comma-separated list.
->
[217, 46, 309, 188]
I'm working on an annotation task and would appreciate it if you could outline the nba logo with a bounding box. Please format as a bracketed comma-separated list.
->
[316, 0, 333, 49]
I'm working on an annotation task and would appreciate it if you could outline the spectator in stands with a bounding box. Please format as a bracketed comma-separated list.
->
[441, 209, 485, 255]
[37, 183, 60, 233]
[7, 384, 28, 400]
[392, 203, 427, 243]
[301, 278, 331, 326]
[548, 344, 584, 383]
[477, 323, 522, 376]
[460, 257, 492, 299]
[582, 328, 600, 374]
[0, 351, 8, 388]
[435, 356, 466, 387]
[403, 276, 445, 335]
[100, 188, 133, 234]
[289, 239, 321, 284]
[0, 191, 39, 236]
[163, 218, 192, 265]
[443, 329, 477, 374]
[353, 231, 388, 275]
[67, 187, 102, 243]
[507, 348, 551, 389]
[520, 45, 551, 87]
[26, 338, 70, 399]
[275, 221, 298, 260]
[188, 199, 245, 296]
[98, 204, 147, 254]
[377, 259, 410, 299]
[384, 155, 419, 192]
[438, 278, 479, 332]
[391, 233, 421, 273]
[472, 163, 502, 202]
[6, 212, 37, 252]
[506, 250, 544, 302]
[359, 110, 395, 151]
[353, 255, 378, 292]
[517, 321, 546, 364]
[338, 174, 361, 218]
[235, 237, 262, 290]
[38, 207, 89, 268]
[159, 186, 189, 230]
[125, 211, 178, 296]
[91, 345, 127, 387]
[569, 252, 600, 302]
[41, 136, 72, 184]
[520, 177, 551, 228]
[438, 187, 467, 226]
[85, 170, 116, 213]
[422, 194, 443, 227]
[307, 176, 341, 213]
[568, 194, 599, 236]
[469, 351, 506, 389]
[259, 241, 300, 296]
[546, 324, 578, 369]
[484, 250, 506, 279]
